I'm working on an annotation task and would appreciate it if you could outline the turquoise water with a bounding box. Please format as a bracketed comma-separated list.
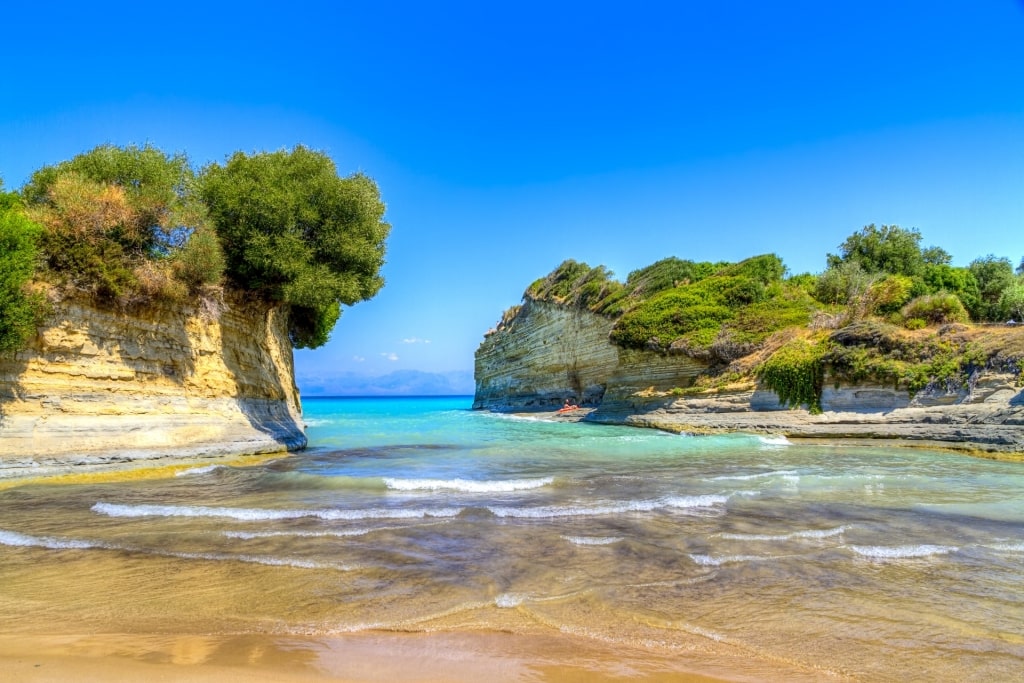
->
[2, 396, 1024, 680]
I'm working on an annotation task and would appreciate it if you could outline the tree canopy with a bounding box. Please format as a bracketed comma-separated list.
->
[200, 146, 390, 348]
[0, 144, 390, 355]
[826, 224, 949, 277]
[968, 255, 1015, 322]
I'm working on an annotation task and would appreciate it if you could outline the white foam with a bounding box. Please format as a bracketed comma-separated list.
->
[689, 553, 765, 567]
[175, 465, 222, 477]
[480, 412, 545, 423]
[223, 529, 371, 540]
[562, 535, 623, 546]
[0, 529, 103, 550]
[719, 525, 849, 542]
[383, 477, 553, 493]
[758, 435, 791, 447]
[92, 502, 462, 521]
[494, 593, 525, 608]
[165, 549, 342, 570]
[848, 544, 957, 560]
[487, 494, 728, 519]
[0, 529, 346, 570]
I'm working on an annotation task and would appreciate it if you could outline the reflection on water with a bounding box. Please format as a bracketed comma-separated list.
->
[1, 397, 1023, 681]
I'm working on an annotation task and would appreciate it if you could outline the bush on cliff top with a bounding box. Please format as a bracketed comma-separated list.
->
[0, 188, 47, 353]
[23, 144, 223, 302]
[4, 143, 390, 353]
[200, 147, 390, 349]
[610, 254, 813, 357]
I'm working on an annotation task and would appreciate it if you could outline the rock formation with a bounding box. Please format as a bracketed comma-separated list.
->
[474, 298, 1024, 455]
[0, 294, 305, 477]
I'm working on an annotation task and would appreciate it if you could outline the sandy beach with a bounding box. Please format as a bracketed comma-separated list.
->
[0, 632, 735, 683]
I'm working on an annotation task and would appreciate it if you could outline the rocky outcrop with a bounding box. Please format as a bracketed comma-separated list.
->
[590, 372, 1024, 454]
[474, 299, 1024, 455]
[0, 293, 305, 477]
[473, 299, 706, 410]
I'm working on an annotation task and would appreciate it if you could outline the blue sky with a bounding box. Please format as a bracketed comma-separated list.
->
[2, 1, 1022, 394]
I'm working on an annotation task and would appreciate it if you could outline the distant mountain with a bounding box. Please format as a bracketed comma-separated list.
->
[297, 369, 475, 396]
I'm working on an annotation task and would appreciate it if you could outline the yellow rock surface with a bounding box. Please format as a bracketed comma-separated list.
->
[0, 294, 305, 476]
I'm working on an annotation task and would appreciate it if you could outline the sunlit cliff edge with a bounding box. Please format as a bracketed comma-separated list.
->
[474, 298, 1024, 456]
[0, 294, 305, 478]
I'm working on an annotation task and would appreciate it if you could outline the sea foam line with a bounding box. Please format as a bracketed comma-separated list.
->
[223, 529, 372, 540]
[487, 494, 728, 519]
[562, 535, 623, 546]
[0, 529, 348, 570]
[719, 525, 849, 542]
[92, 502, 462, 521]
[383, 477, 553, 493]
[847, 544, 958, 560]
[689, 553, 767, 567]
[0, 529, 106, 550]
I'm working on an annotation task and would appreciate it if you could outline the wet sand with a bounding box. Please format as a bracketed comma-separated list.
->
[0, 632, 736, 683]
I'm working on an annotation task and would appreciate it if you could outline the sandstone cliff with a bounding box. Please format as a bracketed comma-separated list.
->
[0, 294, 305, 477]
[474, 298, 1024, 455]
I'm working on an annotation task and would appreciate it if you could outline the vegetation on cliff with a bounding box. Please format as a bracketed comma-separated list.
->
[0, 186, 46, 353]
[0, 144, 389, 353]
[512, 223, 1024, 408]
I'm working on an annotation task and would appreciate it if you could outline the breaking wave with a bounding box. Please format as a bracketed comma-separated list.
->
[848, 544, 958, 560]
[719, 525, 849, 542]
[92, 502, 462, 521]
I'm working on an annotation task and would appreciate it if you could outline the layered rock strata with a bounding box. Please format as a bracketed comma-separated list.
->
[0, 294, 306, 477]
[474, 300, 1024, 455]
[473, 299, 706, 410]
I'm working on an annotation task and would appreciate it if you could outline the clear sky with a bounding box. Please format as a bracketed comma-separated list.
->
[2, 1, 1022, 394]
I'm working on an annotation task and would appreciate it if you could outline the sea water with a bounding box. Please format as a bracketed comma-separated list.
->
[1, 396, 1023, 680]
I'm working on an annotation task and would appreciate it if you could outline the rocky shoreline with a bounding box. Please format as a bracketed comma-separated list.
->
[491, 372, 1024, 458]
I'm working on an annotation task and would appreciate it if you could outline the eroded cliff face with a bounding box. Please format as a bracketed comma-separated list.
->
[474, 299, 1024, 454]
[0, 293, 306, 476]
[473, 298, 707, 410]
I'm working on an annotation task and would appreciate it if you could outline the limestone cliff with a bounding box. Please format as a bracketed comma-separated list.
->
[474, 299, 1024, 455]
[0, 293, 305, 477]
[473, 298, 706, 410]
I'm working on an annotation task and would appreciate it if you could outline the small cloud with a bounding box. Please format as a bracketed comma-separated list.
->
[402, 337, 432, 344]
[381, 352, 399, 361]
[353, 355, 366, 363]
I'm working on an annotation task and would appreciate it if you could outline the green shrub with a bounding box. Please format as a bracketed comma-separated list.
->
[904, 317, 927, 330]
[814, 260, 872, 305]
[23, 146, 208, 303]
[610, 257, 809, 356]
[0, 196, 46, 353]
[1000, 281, 1024, 322]
[756, 337, 826, 413]
[867, 274, 914, 315]
[968, 255, 1015, 321]
[900, 293, 969, 325]
[172, 226, 225, 291]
